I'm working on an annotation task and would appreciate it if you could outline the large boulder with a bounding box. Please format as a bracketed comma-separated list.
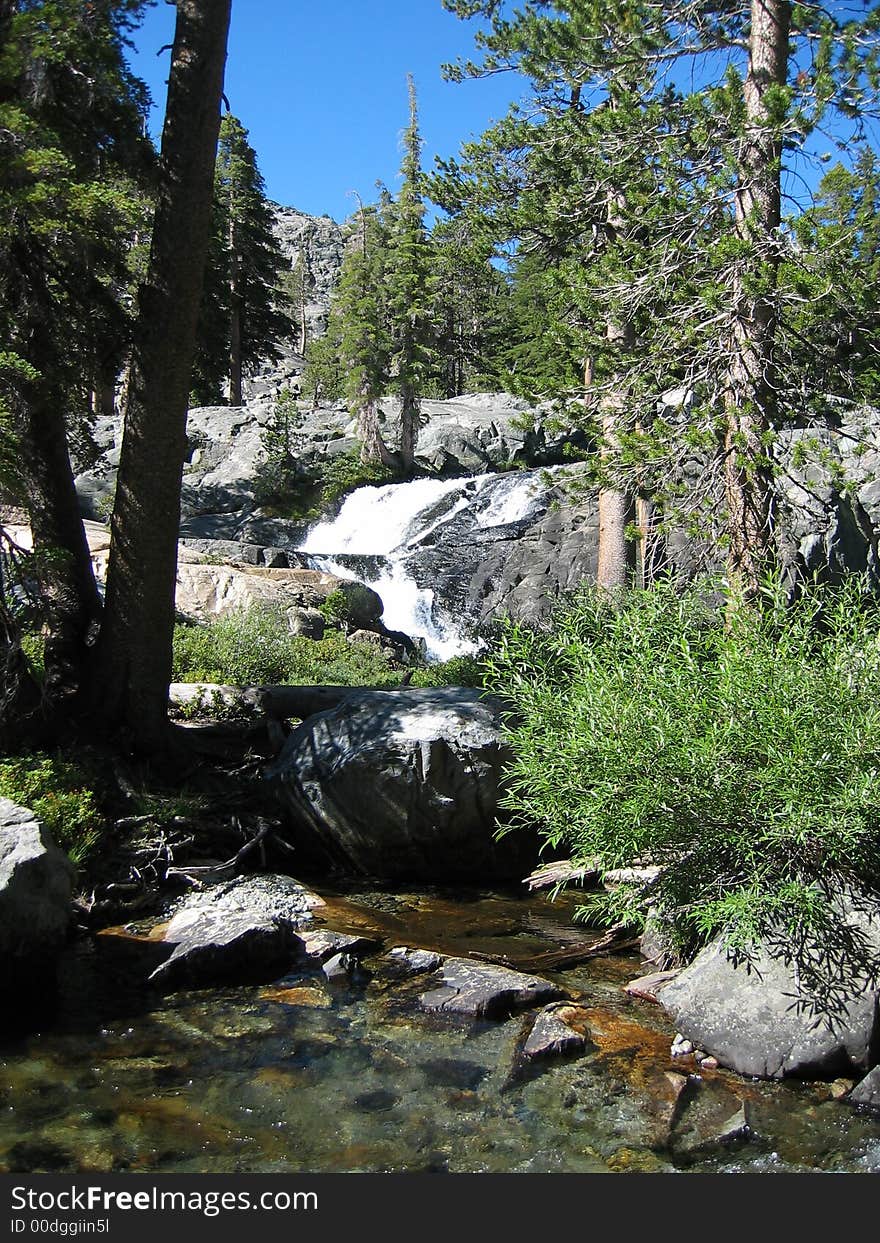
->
[0, 800, 75, 1006]
[266, 687, 538, 881]
[657, 913, 880, 1080]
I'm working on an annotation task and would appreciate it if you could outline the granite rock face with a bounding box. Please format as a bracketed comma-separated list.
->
[267, 687, 539, 881]
[0, 799, 75, 1008]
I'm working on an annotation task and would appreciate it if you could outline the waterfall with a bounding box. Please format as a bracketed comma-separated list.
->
[297, 470, 552, 659]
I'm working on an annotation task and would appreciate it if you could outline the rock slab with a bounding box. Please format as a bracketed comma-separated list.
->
[150, 874, 324, 990]
[420, 957, 563, 1019]
[657, 929, 880, 1080]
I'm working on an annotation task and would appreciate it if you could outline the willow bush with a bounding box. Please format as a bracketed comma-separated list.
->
[484, 578, 880, 988]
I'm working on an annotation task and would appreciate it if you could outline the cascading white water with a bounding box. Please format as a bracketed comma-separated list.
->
[297, 470, 552, 659]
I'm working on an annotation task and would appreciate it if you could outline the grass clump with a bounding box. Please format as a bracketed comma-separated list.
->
[0, 753, 104, 864]
[484, 576, 880, 1005]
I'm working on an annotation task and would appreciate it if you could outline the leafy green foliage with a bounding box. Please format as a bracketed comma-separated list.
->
[172, 606, 486, 691]
[485, 579, 880, 994]
[172, 607, 402, 687]
[0, 753, 103, 864]
[0, 0, 153, 458]
[408, 654, 485, 688]
[256, 388, 394, 517]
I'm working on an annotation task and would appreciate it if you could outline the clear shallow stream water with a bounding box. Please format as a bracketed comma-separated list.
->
[4, 885, 880, 1175]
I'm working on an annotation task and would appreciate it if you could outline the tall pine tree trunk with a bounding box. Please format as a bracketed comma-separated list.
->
[358, 386, 397, 469]
[596, 322, 636, 592]
[595, 161, 638, 593]
[724, 0, 790, 595]
[228, 206, 243, 405]
[12, 331, 102, 701]
[398, 385, 419, 476]
[95, 0, 231, 751]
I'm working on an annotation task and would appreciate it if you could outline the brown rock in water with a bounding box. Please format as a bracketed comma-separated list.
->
[259, 985, 331, 1009]
[296, 929, 380, 962]
[625, 968, 681, 1003]
[522, 1004, 592, 1060]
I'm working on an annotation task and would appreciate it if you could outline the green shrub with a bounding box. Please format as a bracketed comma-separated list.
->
[0, 753, 103, 864]
[19, 631, 45, 682]
[172, 606, 402, 688]
[484, 577, 880, 1004]
[409, 654, 486, 688]
[317, 450, 393, 511]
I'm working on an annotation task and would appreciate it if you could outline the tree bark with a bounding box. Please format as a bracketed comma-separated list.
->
[596, 328, 636, 593]
[228, 205, 243, 405]
[724, 0, 790, 595]
[95, 0, 232, 751]
[398, 387, 420, 475]
[12, 326, 102, 701]
[358, 385, 398, 470]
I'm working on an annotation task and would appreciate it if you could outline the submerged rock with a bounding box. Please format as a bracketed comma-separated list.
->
[149, 874, 324, 990]
[0, 799, 75, 1010]
[384, 946, 444, 980]
[657, 915, 880, 1079]
[625, 969, 681, 1003]
[297, 929, 380, 962]
[267, 687, 539, 881]
[419, 957, 563, 1019]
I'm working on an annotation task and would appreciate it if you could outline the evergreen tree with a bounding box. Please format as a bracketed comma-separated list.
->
[192, 112, 289, 406]
[96, 0, 232, 749]
[332, 192, 397, 466]
[786, 150, 880, 403]
[442, 0, 880, 596]
[386, 76, 436, 472]
[429, 212, 511, 396]
[0, 0, 153, 703]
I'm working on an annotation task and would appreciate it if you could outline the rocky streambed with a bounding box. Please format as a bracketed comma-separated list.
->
[4, 879, 880, 1175]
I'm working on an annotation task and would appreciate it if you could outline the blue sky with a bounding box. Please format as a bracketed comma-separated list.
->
[126, 1, 524, 222]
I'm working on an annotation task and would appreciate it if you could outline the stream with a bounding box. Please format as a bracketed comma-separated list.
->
[4, 884, 880, 1175]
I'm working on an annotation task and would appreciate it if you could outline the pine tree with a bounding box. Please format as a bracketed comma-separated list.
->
[386, 76, 436, 473]
[786, 150, 880, 403]
[193, 112, 290, 406]
[96, 0, 232, 749]
[333, 192, 397, 466]
[429, 212, 510, 396]
[442, 0, 880, 595]
[0, 0, 153, 703]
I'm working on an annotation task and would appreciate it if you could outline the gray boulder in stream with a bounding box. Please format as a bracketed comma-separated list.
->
[657, 905, 880, 1079]
[420, 958, 564, 1019]
[266, 687, 538, 881]
[0, 799, 75, 1005]
[150, 874, 325, 990]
